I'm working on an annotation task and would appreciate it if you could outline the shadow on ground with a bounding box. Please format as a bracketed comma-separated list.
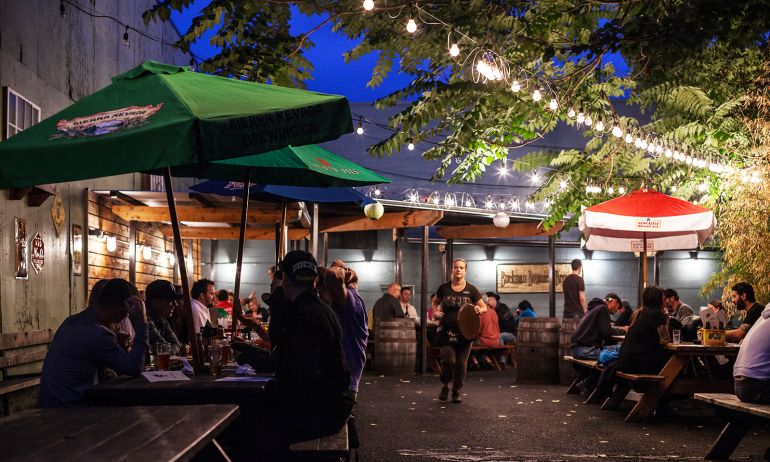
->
[354, 369, 769, 462]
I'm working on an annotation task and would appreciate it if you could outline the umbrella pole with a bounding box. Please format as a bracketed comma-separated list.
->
[232, 170, 251, 337]
[311, 203, 319, 257]
[163, 169, 203, 372]
[279, 197, 288, 258]
[642, 232, 648, 288]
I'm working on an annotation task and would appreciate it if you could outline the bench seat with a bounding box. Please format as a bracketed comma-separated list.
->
[694, 393, 770, 460]
[288, 423, 349, 461]
[428, 343, 516, 373]
[562, 356, 606, 403]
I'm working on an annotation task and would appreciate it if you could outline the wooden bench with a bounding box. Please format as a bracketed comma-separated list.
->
[288, 421, 350, 461]
[562, 356, 607, 404]
[601, 371, 665, 416]
[1, 329, 54, 415]
[428, 343, 516, 374]
[694, 393, 770, 461]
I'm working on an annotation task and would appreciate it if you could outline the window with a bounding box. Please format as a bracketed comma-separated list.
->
[3, 87, 41, 140]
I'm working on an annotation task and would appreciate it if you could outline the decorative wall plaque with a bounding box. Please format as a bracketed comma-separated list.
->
[71, 224, 82, 276]
[51, 193, 65, 237]
[15, 217, 28, 279]
[496, 263, 573, 293]
[30, 232, 45, 274]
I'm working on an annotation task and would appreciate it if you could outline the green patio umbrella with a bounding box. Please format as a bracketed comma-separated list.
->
[0, 61, 353, 189]
[178, 145, 390, 335]
[0, 61, 353, 371]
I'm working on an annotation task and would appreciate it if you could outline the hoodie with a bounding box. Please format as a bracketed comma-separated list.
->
[570, 298, 616, 348]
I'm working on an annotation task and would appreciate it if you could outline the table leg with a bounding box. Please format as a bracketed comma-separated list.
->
[705, 420, 749, 460]
[625, 355, 687, 423]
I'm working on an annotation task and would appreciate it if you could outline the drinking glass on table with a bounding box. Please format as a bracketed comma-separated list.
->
[672, 329, 681, 344]
[209, 344, 222, 376]
[156, 343, 171, 370]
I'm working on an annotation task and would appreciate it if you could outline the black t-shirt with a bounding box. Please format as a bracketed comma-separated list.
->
[742, 302, 764, 328]
[614, 306, 633, 327]
[616, 308, 670, 374]
[563, 274, 585, 315]
[436, 281, 482, 332]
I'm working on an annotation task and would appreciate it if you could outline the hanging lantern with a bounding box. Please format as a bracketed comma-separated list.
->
[364, 201, 385, 220]
[492, 211, 510, 228]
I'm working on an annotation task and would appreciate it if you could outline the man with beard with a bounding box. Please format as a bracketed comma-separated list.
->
[726, 282, 764, 342]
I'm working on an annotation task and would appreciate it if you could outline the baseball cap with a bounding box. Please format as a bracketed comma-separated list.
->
[146, 279, 183, 300]
[279, 250, 318, 282]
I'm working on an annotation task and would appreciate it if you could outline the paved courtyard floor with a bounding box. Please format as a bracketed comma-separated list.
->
[354, 369, 769, 462]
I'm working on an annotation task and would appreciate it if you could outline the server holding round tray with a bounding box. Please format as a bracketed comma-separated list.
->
[433, 258, 486, 404]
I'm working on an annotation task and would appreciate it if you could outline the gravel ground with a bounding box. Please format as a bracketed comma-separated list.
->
[353, 369, 769, 462]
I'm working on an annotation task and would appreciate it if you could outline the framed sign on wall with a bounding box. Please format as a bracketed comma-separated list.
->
[496, 263, 573, 293]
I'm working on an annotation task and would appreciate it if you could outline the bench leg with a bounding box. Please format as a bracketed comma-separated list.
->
[601, 382, 631, 410]
[705, 420, 750, 460]
[489, 354, 502, 371]
[585, 386, 607, 404]
[566, 369, 590, 395]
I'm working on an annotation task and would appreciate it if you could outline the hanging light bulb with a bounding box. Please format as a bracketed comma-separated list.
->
[576, 111, 585, 124]
[363, 0, 375, 10]
[105, 235, 117, 253]
[611, 125, 623, 138]
[356, 119, 364, 135]
[406, 18, 417, 33]
[618, 186, 626, 194]
[498, 165, 509, 176]
[640, 138, 648, 150]
[373, 188, 382, 197]
[449, 43, 460, 57]
[664, 148, 673, 158]
[608, 186, 615, 194]
[492, 211, 510, 228]
[625, 133, 633, 144]
[407, 141, 415, 151]
[567, 107, 576, 119]
[584, 114, 593, 126]
[594, 118, 605, 132]
[407, 191, 419, 203]
[698, 183, 708, 192]
[510, 80, 521, 92]
[530, 171, 541, 185]
[444, 193, 456, 208]
[647, 141, 656, 153]
[484, 197, 495, 209]
[60, 0, 66, 17]
[559, 180, 567, 190]
[532, 89, 542, 102]
[671, 185, 678, 192]
[122, 26, 130, 47]
[548, 98, 558, 111]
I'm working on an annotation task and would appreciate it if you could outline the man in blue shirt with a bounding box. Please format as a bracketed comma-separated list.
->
[38, 278, 148, 408]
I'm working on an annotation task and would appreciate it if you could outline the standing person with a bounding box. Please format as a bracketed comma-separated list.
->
[190, 278, 215, 334]
[726, 282, 765, 342]
[372, 282, 404, 323]
[39, 279, 148, 408]
[399, 287, 420, 324]
[663, 289, 694, 322]
[563, 259, 587, 318]
[434, 258, 486, 403]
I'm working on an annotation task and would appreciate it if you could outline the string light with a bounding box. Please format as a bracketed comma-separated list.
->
[449, 43, 460, 57]
[625, 133, 633, 144]
[594, 118, 605, 132]
[567, 107, 576, 119]
[611, 124, 623, 138]
[618, 186, 626, 194]
[532, 89, 542, 102]
[407, 142, 415, 150]
[406, 17, 418, 33]
[530, 171, 541, 185]
[122, 26, 130, 47]
[548, 98, 558, 111]
[60, 0, 66, 17]
[559, 180, 567, 190]
[584, 114, 593, 126]
[510, 80, 521, 92]
[356, 119, 364, 135]
[363, 0, 374, 11]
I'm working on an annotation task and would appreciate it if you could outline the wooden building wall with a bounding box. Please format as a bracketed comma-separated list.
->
[87, 191, 201, 297]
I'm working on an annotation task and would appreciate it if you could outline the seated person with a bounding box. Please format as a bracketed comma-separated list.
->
[702, 298, 730, 330]
[726, 282, 764, 342]
[145, 279, 184, 356]
[570, 293, 624, 360]
[513, 299, 537, 332]
[614, 301, 634, 328]
[487, 292, 516, 344]
[733, 304, 770, 404]
[663, 288, 694, 322]
[616, 286, 671, 375]
[38, 278, 148, 408]
[214, 289, 233, 318]
[471, 299, 500, 369]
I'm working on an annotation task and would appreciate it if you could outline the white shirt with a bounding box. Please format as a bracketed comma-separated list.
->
[401, 302, 420, 325]
[191, 298, 211, 334]
[733, 306, 770, 380]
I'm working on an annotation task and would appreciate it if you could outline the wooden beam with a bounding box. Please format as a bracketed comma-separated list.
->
[436, 221, 564, 239]
[112, 206, 295, 224]
[319, 210, 444, 233]
[159, 225, 309, 241]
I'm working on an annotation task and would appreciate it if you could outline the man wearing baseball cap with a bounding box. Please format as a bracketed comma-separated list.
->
[145, 279, 184, 356]
[262, 250, 352, 455]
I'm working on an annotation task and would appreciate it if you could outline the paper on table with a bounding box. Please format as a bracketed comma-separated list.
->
[141, 371, 191, 382]
[215, 376, 275, 382]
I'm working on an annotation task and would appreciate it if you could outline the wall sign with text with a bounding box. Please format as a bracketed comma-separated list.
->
[496, 263, 573, 293]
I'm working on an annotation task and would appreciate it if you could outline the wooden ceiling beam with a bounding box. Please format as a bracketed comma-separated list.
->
[112, 206, 297, 224]
[319, 210, 444, 233]
[437, 221, 564, 239]
[159, 226, 309, 241]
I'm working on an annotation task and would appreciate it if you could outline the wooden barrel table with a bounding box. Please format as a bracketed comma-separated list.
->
[375, 318, 417, 375]
[515, 317, 560, 383]
[558, 317, 581, 385]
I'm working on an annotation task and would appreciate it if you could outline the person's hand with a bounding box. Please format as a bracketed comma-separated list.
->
[125, 296, 147, 324]
[434, 311, 444, 319]
[116, 331, 132, 350]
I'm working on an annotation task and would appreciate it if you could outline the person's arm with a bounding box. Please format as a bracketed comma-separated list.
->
[598, 308, 614, 339]
[325, 267, 348, 312]
[93, 296, 148, 376]
[726, 324, 749, 342]
[472, 286, 487, 314]
[579, 291, 587, 313]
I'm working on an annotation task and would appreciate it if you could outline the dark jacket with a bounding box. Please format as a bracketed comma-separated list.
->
[571, 298, 621, 348]
[266, 289, 350, 410]
[496, 303, 517, 334]
[372, 293, 404, 323]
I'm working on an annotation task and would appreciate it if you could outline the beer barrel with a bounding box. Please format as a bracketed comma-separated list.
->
[375, 318, 417, 374]
[515, 317, 560, 383]
[558, 317, 581, 385]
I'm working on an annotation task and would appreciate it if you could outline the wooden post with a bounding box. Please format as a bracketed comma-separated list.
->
[82, 188, 90, 307]
[163, 169, 202, 372]
[231, 170, 251, 337]
[279, 198, 288, 259]
[642, 232, 648, 289]
[420, 225, 429, 374]
[445, 239, 454, 280]
[548, 235, 556, 317]
[637, 250, 644, 307]
[274, 223, 281, 267]
[128, 221, 137, 285]
[654, 251, 662, 286]
[394, 229, 403, 285]
[322, 233, 329, 267]
[311, 203, 319, 257]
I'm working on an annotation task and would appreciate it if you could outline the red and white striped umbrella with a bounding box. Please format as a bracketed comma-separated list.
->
[579, 188, 716, 253]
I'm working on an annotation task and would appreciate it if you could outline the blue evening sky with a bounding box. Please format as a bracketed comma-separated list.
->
[172, 2, 628, 102]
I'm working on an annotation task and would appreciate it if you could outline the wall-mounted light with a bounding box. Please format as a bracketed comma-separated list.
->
[582, 249, 593, 260]
[166, 252, 175, 266]
[105, 235, 117, 252]
[689, 250, 699, 260]
[109, 190, 118, 199]
[88, 228, 104, 239]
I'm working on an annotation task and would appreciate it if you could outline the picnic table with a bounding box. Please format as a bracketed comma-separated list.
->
[0, 405, 238, 462]
[623, 342, 740, 422]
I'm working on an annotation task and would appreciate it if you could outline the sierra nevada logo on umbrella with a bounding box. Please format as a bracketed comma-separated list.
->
[52, 103, 164, 139]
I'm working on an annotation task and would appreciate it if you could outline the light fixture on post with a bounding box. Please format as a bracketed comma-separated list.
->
[105, 235, 117, 252]
[142, 245, 153, 260]
[492, 211, 510, 228]
[167, 251, 176, 266]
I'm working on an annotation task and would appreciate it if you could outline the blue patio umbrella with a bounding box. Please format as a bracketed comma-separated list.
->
[190, 179, 376, 206]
